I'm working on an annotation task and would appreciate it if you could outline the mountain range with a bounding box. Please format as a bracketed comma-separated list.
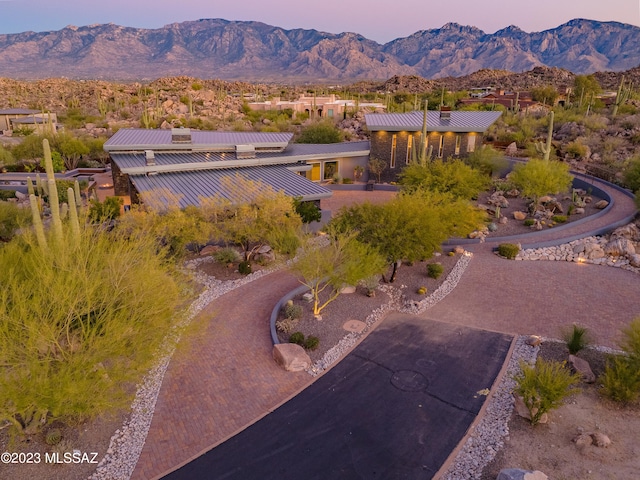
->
[0, 18, 638, 81]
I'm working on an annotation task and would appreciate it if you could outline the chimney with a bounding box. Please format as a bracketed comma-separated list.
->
[439, 106, 451, 120]
[145, 150, 155, 166]
[171, 127, 192, 144]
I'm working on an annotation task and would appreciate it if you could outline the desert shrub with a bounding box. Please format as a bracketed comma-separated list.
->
[0, 201, 31, 242]
[497, 243, 520, 259]
[552, 215, 568, 223]
[0, 190, 16, 200]
[213, 247, 240, 264]
[523, 218, 535, 226]
[88, 196, 123, 223]
[565, 140, 588, 159]
[283, 302, 303, 321]
[622, 156, 640, 192]
[600, 356, 640, 403]
[289, 332, 305, 346]
[275, 317, 299, 334]
[296, 120, 343, 144]
[342, 177, 353, 184]
[268, 228, 301, 256]
[238, 260, 252, 275]
[464, 145, 508, 177]
[427, 263, 444, 279]
[514, 359, 581, 425]
[563, 324, 591, 354]
[304, 336, 320, 351]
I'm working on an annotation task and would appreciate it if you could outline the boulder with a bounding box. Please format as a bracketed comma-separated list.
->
[14, 191, 27, 201]
[594, 200, 609, 209]
[590, 432, 612, 447]
[539, 195, 554, 203]
[505, 189, 520, 198]
[499, 216, 508, 225]
[526, 335, 542, 347]
[272, 343, 311, 372]
[257, 244, 273, 254]
[199, 245, 220, 256]
[569, 354, 596, 383]
[340, 285, 356, 294]
[573, 433, 593, 449]
[574, 207, 585, 215]
[629, 253, 640, 268]
[513, 211, 527, 221]
[505, 142, 518, 155]
[453, 246, 465, 254]
[604, 238, 636, 257]
[497, 469, 548, 480]
[611, 223, 640, 242]
[514, 395, 548, 424]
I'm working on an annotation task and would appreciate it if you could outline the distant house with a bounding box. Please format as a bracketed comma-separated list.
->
[103, 128, 371, 209]
[457, 90, 547, 113]
[365, 109, 502, 183]
[0, 109, 57, 135]
[247, 94, 384, 119]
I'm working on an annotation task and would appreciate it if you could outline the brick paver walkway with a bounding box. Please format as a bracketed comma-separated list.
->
[131, 176, 637, 479]
[131, 271, 312, 480]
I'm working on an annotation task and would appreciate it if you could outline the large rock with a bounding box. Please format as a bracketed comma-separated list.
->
[604, 238, 636, 257]
[513, 211, 527, 221]
[591, 432, 612, 447]
[272, 343, 311, 372]
[611, 223, 640, 242]
[629, 253, 640, 268]
[574, 433, 593, 449]
[594, 199, 609, 209]
[513, 395, 548, 424]
[497, 469, 548, 480]
[569, 354, 596, 383]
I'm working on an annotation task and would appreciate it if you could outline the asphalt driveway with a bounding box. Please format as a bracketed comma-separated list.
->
[164, 318, 513, 480]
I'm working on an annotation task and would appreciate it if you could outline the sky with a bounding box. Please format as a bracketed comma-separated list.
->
[0, 0, 639, 43]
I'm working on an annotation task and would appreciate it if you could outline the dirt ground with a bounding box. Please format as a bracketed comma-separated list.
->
[481, 342, 640, 480]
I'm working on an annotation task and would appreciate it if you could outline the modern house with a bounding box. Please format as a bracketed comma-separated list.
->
[0, 109, 57, 135]
[365, 109, 502, 183]
[247, 94, 384, 119]
[103, 128, 370, 209]
[456, 90, 547, 113]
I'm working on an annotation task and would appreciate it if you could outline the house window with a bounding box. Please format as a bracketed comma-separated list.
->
[328, 109, 334, 117]
[467, 134, 476, 153]
[390, 134, 397, 168]
[406, 135, 413, 164]
[455, 135, 461, 155]
[437, 135, 444, 158]
[324, 161, 338, 180]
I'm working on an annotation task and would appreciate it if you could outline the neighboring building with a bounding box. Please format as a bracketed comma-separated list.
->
[248, 94, 384, 119]
[103, 128, 370, 209]
[0, 109, 57, 135]
[457, 90, 547, 113]
[365, 109, 502, 183]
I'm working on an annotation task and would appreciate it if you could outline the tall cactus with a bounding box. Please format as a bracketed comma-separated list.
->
[419, 100, 429, 165]
[29, 194, 47, 250]
[535, 111, 554, 161]
[67, 187, 81, 241]
[43, 139, 63, 242]
[27, 177, 34, 196]
[611, 75, 631, 118]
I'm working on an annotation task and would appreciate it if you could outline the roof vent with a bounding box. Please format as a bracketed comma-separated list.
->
[171, 127, 192, 144]
[235, 144, 256, 159]
[145, 150, 155, 166]
[440, 106, 451, 120]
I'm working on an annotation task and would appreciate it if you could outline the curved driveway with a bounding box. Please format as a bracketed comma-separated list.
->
[132, 175, 637, 479]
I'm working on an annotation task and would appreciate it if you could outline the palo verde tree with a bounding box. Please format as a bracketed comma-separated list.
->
[329, 190, 485, 282]
[293, 230, 386, 316]
[0, 139, 181, 436]
[510, 159, 573, 208]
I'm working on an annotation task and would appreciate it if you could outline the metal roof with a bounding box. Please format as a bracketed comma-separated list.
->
[104, 128, 294, 152]
[11, 116, 47, 124]
[110, 141, 370, 173]
[0, 108, 40, 115]
[364, 111, 502, 133]
[129, 165, 332, 208]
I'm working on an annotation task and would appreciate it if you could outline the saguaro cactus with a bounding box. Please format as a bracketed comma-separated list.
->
[611, 75, 631, 118]
[29, 194, 47, 250]
[535, 111, 554, 161]
[43, 139, 63, 242]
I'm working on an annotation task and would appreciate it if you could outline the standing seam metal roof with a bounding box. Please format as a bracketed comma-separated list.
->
[364, 111, 502, 132]
[103, 129, 294, 150]
[129, 165, 332, 208]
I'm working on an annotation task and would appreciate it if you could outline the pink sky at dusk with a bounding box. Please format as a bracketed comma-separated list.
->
[1, 0, 639, 42]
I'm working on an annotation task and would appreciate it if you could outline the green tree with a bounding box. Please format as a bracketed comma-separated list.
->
[39, 151, 64, 173]
[11, 134, 46, 161]
[293, 231, 386, 315]
[464, 145, 509, 177]
[53, 133, 90, 170]
[530, 85, 559, 106]
[510, 159, 573, 206]
[296, 120, 344, 144]
[293, 197, 322, 224]
[399, 158, 489, 199]
[622, 155, 640, 193]
[0, 144, 14, 166]
[0, 223, 181, 435]
[573, 75, 602, 107]
[329, 190, 484, 282]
